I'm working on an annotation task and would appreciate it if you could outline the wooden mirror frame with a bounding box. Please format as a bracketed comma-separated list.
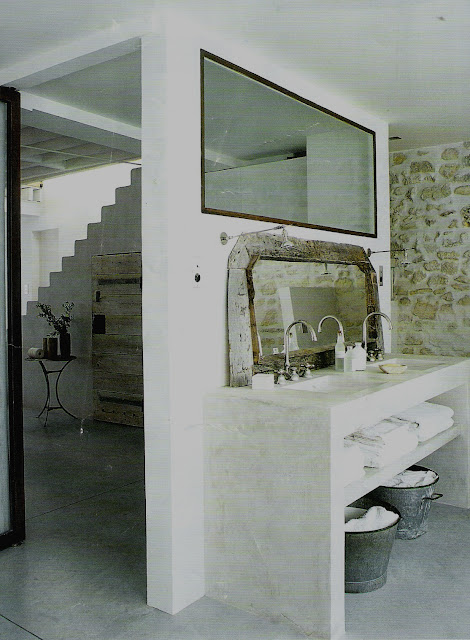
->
[227, 233, 382, 386]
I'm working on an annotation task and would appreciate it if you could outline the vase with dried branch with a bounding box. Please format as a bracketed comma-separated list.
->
[36, 301, 74, 358]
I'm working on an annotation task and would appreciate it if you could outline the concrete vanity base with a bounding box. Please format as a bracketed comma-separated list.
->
[204, 355, 470, 639]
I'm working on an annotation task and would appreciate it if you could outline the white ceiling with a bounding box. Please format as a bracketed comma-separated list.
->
[29, 52, 141, 128]
[1, 0, 470, 181]
[17, 50, 142, 182]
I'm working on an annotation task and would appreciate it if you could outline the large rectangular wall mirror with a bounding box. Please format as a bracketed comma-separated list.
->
[201, 50, 377, 237]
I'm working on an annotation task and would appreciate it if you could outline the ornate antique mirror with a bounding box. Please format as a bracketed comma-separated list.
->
[227, 233, 383, 386]
[202, 50, 377, 237]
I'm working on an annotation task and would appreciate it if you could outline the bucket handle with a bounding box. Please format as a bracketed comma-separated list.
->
[422, 492, 443, 502]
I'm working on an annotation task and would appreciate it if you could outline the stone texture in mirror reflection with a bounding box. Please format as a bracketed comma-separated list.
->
[252, 260, 368, 356]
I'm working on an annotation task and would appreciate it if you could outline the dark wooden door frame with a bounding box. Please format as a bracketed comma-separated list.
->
[0, 85, 25, 549]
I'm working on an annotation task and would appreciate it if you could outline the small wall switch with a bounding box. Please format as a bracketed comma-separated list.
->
[379, 266, 384, 286]
[192, 258, 202, 288]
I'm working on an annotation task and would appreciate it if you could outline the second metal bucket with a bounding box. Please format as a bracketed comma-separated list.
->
[367, 465, 442, 540]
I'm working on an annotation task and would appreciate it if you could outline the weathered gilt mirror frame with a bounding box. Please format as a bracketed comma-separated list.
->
[228, 233, 383, 386]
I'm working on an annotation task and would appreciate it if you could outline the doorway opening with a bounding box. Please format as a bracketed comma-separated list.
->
[18, 39, 147, 619]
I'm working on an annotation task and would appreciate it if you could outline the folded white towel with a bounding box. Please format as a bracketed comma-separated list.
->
[362, 432, 419, 467]
[381, 469, 438, 488]
[343, 441, 365, 465]
[412, 417, 454, 442]
[356, 418, 415, 447]
[393, 402, 455, 442]
[343, 466, 366, 485]
[342, 442, 365, 484]
[345, 419, 419, 467]
[345, 506, 399, 532]
[394, 401, 453, 425]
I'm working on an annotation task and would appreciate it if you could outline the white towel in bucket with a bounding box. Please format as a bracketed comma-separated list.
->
[345, 506, 399, 532]
[381, 469, 437, 488]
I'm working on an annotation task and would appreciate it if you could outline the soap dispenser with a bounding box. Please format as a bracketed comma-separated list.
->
[335, 331, 346, 371]
[352, 342, 367, 371]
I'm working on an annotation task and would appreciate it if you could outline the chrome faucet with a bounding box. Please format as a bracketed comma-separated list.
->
[362, 312, 392, 355]
[284, 320, 317, 374]
[317, 315, 344, 338]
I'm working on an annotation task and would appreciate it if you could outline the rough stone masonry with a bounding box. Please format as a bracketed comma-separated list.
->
[390, 141, 470, 356]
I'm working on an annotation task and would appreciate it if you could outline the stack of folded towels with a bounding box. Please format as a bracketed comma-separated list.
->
[345, 417, 418, 468]
[342, 441, 366, 484]
[344, 401, 454, 469]
[392, 401, 454, 442]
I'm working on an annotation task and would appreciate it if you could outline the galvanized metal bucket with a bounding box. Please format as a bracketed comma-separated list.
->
[345, 497, 401, 593]
[367, 465, 442, 540]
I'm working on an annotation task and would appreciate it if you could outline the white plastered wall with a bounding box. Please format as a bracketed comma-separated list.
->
[141, 8, 390, 614]
[2, 4, 391, 617]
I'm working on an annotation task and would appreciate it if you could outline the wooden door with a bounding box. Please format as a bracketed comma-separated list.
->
[92, 252, 143, 427]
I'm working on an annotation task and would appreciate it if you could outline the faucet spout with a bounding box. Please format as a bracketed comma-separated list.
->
[362, 312, 393, 354]
[284, 320, 317, 371]
[317, 315, 344, 338]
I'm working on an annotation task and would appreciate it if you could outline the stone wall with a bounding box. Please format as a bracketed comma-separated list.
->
[390, 142, 470, 356]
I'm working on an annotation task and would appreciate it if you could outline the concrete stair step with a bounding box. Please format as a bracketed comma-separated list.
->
[23, 168, 142, 319]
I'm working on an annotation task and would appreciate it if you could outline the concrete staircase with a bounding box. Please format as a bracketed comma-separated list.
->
[22, 167, 142, 419]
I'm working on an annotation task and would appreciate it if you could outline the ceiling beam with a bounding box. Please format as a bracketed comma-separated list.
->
[20, 152, 66, 171]
[21, 108, 140, 159]
[21, 93, 141, 141]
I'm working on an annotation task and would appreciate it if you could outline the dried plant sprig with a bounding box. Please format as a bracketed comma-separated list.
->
[37, 301, 74, 336]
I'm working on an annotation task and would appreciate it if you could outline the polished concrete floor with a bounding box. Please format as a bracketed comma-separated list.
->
[0, 410, 469, 639]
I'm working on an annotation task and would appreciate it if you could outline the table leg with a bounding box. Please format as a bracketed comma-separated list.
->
[37, 359, 78, 426]
[54, 364, 78, 420]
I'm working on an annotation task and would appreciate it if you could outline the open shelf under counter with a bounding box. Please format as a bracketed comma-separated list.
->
[344, 424, 462, 506]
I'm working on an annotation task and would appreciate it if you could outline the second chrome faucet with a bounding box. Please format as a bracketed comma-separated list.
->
[362, 311, 392, 356]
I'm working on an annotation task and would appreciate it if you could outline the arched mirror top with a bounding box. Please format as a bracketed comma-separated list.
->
[227, 233, 383, 386]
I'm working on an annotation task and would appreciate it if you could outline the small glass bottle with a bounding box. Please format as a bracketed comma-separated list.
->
[335, 331, 346, 371]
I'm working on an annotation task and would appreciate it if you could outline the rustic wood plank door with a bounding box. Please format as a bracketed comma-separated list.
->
[92, 252, 143, 427]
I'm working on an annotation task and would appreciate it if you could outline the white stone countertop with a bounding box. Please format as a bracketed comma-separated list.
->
[207, 354, 470, 437]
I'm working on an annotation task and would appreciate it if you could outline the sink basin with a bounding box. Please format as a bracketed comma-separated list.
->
[367, 357, 446, 372]
[278, 357, 448, 393]
[281, 373, 389, 394]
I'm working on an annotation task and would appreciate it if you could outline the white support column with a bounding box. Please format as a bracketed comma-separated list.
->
[141, 30, 173, 613]
[141, 25, 205, 615]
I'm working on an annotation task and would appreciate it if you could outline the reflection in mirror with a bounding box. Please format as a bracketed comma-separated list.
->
[252, 260, 368, 358]
[202, 50, 377, 237]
